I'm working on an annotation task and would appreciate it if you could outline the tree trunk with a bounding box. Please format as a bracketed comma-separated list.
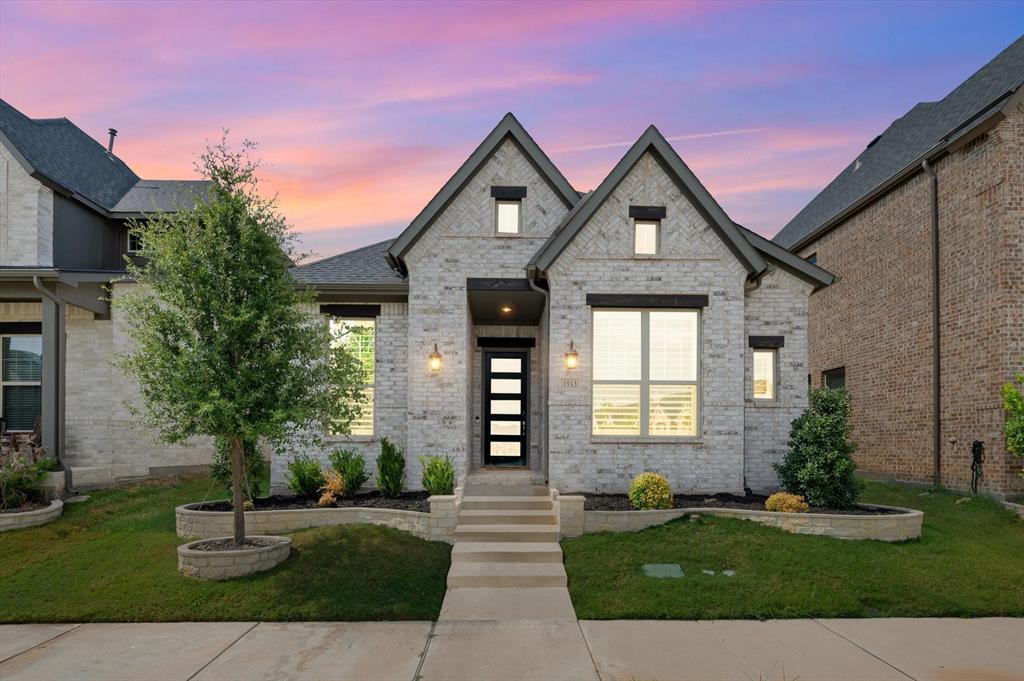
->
[230, 436, 246, 546]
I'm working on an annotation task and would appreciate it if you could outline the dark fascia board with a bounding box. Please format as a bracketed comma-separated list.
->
[784, 85, 1020, 254]
[0, 322, 42, 334]
[529, 126, 766, 275]
[586, 293, 709, 308]
[737, 225, 834, 289]
[628, 205, 666, 220]
[490, 186, 527, 199]
[386, 113, 580, 273]
[467, 277, 533, 291]
[749, 335, 785, 349]
[295, 281, 408, 303]
[476, 337, 536, 348]
[320, 304, 381, 318]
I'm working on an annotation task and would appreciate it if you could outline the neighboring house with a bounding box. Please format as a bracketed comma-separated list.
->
[0, 98, 211, 486]
[283, 113, 833, 494]
[774, 37, 1024, 496]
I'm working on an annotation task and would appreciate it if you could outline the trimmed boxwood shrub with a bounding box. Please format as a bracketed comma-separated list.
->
[774, 388, 861, 508]
[420, 454, 454, 496]
[628, 472, 673, 510]
[377, 436, 405, 497]
[328, 449, 369, 496]
[286, 454, 325, 497]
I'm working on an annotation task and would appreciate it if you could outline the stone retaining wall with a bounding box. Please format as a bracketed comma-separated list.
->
[177, 497, 459, 544]
[557, 495, 921, 542]
[0, 500, 63, 532]
[177, 536, 291, 580]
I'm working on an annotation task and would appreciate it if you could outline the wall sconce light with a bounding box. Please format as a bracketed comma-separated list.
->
[565, 340, 578, 370]
[429, 343, 443, 372]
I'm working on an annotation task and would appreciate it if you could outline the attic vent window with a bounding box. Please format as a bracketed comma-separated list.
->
[492, 186, 525, 235]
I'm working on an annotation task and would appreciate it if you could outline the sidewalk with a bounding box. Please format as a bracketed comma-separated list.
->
[1, 617, 1020, 680]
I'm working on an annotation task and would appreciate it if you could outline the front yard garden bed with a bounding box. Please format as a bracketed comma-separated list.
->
[563, 481, 1024, 620]
[178, 535, 291, 580]
[0, 474, 450, 622]
[0, 500, 63, 532]
[194, 490, 430, 513]
[579, 492, 902, 515]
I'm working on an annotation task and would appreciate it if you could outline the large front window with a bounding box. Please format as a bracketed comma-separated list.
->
[592, 309, 699, 437]
[329, 318, 375, 436]
[1, 335, 42, 432]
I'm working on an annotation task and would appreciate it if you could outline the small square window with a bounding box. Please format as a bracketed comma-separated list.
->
[634, 220, 659, 255]
[752, 348, 776, 400]
[496, 200, 521, 234]
[127, 232, 143, 253]
[823, 366, 846, 390]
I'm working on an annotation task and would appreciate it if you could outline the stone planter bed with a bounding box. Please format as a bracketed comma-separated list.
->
[581, 492, 903, 515]
[177, 535, 291, 580]
[0, 500, 64, 532]
[193, 490, 430, 513]
[176, 493, 459, 543]
[556, 493, 922, 542]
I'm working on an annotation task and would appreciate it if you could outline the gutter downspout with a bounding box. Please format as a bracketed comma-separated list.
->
[527, 268, 550, 484]
[922, 160, 941, 489]
[32, 276, 72, 493]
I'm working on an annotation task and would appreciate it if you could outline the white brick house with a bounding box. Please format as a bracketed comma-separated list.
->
[285, 114, 834, 494]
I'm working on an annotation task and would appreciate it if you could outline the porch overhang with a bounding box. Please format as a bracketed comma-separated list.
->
[467, 278, 545, 325]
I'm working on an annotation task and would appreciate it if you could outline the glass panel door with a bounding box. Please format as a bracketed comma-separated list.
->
[483, 350, 528, 467]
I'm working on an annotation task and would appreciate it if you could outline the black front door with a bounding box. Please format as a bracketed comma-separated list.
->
[483, 350, 529, 467]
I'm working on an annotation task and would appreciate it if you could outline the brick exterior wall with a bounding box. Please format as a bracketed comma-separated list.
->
[799, 104, 1024, 495]
[544, 151, 808, 494]
[402, 138, 569, 484]
[1, 144, 53, 266]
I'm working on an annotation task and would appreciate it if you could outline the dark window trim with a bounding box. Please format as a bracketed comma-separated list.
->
[748, 335, 785, 349]
[491, 186, 528, 199]
[586, 293, 708, 309]
[477, 337, 535, 348]
[823, 366, 846, 390]
[628, 205, 666, 220]
[0, 322, 42, 334]
[320, 304, 380, 318]
[467, 278, 533, 292]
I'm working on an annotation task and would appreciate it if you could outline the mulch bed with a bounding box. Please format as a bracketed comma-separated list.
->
[0, 502, 49, 514]
[189, 537, 282, 551]
[577, 492, 903, 515]
[194, 491, 431, 514]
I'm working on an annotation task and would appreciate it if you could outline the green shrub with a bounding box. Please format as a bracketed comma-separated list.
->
[628, 472, 673, 510]
[376, 436, 405, 497]
[420, 454, 454, 496]
[0, 457, 53, 510]
[1003, 372, 1024, 477]
[774, 388, 861, 508]
[328, 449, 369, 496]
[286, 454, 325, 497]
[210, 437, 263, 502]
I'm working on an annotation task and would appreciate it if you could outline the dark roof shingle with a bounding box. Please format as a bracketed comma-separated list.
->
[774, 36, 1024, 249]
[291, 239, 404, 286]
[111, 180, 211, 213]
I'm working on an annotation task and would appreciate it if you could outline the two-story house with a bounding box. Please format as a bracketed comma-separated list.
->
[0, 98, 210, 487]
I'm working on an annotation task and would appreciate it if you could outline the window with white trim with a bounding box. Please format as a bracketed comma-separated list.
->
[127, 231, 143, 253]
[634, 220, 659, 255]
[1, 335, 42, 432]
[329, 318, 375, 436]
[752, 348, 776, 400]
[592, 309, 699, 437]
[496, 199, 521, 234]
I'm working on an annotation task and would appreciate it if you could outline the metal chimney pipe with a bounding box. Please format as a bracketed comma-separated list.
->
[107, 128, 117, 153]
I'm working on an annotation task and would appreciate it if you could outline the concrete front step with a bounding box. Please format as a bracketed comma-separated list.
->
[457, 510, 557, 525]
[454, 524, 560, 543]
[460, 495, 553, 511]
[447, 561, 568, 588]
[452, 542, 563, 564]
[463, 484, 550, 497]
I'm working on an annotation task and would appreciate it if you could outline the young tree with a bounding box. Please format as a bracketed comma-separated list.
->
[1003, 372, 1024, 477]
[114, 137, 365, 546]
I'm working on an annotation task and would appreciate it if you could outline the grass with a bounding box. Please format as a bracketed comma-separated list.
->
[563, 481, 1024, 620]
[0, 473, 450, 623]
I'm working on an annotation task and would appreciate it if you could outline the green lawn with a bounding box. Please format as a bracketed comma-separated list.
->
[0, 474, 450, 623]
[563, 481, 1024, 620]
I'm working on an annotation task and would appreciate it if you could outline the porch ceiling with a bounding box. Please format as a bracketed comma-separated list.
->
[467, 278, 544, 325]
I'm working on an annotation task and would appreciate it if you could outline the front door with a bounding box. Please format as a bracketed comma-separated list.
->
[483, 350, 529, 467]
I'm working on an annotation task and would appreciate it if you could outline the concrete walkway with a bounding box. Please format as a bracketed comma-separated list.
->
[1, 618, 1020, 681]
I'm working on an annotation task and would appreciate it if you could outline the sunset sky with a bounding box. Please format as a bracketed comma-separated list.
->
[2, 1, 1021, 260]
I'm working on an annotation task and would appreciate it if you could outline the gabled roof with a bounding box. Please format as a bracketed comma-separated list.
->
[292, 239, 406, 289]
[774, 36, 1024, 250]
[735, 224, 834, 290]
[529, 125, 767, 275]
[0, 98, 139, 211]
[0, 98, 207, 216]
[386, 113, 580, 273]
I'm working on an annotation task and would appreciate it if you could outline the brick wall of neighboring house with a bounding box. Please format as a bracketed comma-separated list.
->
[0, 144, 53, 266]
[799, 104, 1024, 495]
[743, 268, 814, 492]
[545, 151, 808, 494]
[402, 138, 569, 485]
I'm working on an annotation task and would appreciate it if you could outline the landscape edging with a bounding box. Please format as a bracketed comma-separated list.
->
[0, 500, 64, 533]
[556, 496, 922, 542]
[177, 535, 291, 580]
